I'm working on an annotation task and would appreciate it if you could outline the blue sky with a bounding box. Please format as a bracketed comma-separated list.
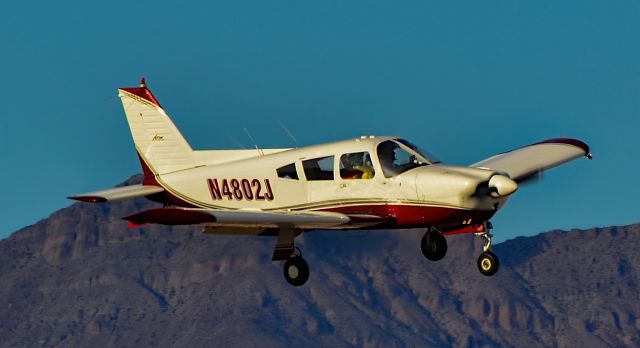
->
[1, 1, 638, 241]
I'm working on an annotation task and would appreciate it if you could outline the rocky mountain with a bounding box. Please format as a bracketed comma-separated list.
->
[1, 175, 638, 347]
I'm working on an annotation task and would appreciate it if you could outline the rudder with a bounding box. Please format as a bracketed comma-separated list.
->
[118, 78, 195, 175]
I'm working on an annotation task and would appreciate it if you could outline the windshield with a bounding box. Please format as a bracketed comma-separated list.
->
[396, 139, 441, 164]
[377, 140, 431, 177]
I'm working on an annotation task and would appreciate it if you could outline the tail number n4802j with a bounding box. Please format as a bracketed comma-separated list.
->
[207, 178, 274, 201]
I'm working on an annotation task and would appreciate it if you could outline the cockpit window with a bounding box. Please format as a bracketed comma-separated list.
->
[340, 152, 375, 179]
[377, 140, 429, 178]
[303, 156, 334, 180]
[396, 139, 441, 164]
[276, 163, 298, 180]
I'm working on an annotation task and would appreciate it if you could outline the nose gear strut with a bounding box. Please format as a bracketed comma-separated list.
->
[476, 222, 500, 276]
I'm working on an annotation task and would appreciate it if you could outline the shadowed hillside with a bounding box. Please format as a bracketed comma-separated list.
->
[1, 176, 638, 347]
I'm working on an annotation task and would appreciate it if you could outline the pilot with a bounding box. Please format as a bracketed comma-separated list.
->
[378, 141, 415, 176]
[378, 141, 399, 176]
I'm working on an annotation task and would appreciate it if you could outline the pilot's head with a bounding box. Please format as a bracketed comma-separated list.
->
[378, 141, 397, 165]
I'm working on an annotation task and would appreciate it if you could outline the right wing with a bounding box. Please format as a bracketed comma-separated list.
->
[471, 138, 591, 182]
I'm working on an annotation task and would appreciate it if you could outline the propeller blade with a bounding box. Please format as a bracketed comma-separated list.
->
[516, 168, 544, 187]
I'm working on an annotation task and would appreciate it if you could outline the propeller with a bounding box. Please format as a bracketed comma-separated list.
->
[515, 167, 544, 187]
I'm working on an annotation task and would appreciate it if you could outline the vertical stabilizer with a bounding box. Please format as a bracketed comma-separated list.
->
[118, 78, 195, 175]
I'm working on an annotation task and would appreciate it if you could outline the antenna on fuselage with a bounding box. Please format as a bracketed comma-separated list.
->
[277, 119, 298, 147]
[227, 134, 246, 149]
[243, 127, 264, 156]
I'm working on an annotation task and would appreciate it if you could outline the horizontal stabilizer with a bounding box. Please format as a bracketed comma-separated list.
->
[471, 138, 591, 182]
[68, 184, 164, 203]
[123, 207, 351, 230]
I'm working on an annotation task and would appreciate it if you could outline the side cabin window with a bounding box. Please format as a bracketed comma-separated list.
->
[276, 163, 298, 180]
[340, 152, 375, 179]
[377, 140, 427, 178]
[303, 156, 334, 180]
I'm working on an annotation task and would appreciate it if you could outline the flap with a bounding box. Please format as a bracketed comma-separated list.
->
[471, 138, 591, 182]
[68, 184, 164, 203]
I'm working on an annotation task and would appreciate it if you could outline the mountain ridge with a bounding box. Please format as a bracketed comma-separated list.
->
[1, 175, 638, 347]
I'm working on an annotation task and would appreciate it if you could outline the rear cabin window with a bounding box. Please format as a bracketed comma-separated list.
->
[340, 152, 375, 179]
[276, 163, 299, 180]
[303, 156, 334, 180]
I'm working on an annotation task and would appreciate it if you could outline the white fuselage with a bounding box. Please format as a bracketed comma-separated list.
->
[147, 136, 508, 229]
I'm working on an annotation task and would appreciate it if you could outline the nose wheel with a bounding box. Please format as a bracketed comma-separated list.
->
[477, 251, 499, 276]
[421, 229, 448, 261]
[476, 228, 499, 276]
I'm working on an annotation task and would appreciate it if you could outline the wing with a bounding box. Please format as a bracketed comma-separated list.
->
[471, 138, 591, 182]
[122, 207, 370, 230]
[124, 207, 386, 261]
[68, 184, 164, 203]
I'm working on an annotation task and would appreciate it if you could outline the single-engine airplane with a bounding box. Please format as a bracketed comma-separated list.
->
[70, 78, 592, 286]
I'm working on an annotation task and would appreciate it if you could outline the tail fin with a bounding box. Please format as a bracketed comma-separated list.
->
[118, 78, 195, 175]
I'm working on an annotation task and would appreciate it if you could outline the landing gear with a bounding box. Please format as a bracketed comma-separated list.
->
[283, 249, 309, 286]
[477, 251, 499, 276]
[421, 230, 447, 261]
[272, 228, 310, 286]
[476, 227, 500, 276]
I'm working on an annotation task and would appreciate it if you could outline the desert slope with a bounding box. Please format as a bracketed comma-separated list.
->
[0, 175, 638, 347]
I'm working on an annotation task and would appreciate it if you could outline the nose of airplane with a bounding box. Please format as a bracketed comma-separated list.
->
[413, 166, 519, 205]
[487, 174, 518, 197]
[414, 166, 497, 201]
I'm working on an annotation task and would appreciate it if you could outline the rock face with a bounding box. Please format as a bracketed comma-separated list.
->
[1, 175, 639, 347]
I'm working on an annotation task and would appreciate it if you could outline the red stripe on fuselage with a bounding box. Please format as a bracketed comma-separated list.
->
[322, 204, 496, 229]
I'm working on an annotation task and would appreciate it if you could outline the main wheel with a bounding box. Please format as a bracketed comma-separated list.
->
[477, 251, 500, 276]
[421, 231, 447, 261]
[283, 256, 309, 286]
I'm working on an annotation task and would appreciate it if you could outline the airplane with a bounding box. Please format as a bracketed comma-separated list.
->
[69, 78, 592, 286]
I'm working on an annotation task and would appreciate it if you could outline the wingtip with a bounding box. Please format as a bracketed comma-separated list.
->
[68, 195, 107, 203]
[535, 138, 590, 156]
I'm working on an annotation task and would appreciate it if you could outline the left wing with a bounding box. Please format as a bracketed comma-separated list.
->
[68, 184, 164, 203]
[471, 138, 592, 182]
[123, 207, 360, 230]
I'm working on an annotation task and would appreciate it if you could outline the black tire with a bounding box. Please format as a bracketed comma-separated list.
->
[283, 256, 309, 286]
[477, 251, 500, 276]
[421, 231, 448, 261]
